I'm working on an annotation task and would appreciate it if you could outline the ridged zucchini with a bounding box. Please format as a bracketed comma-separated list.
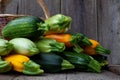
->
[2, 16, 44, 39]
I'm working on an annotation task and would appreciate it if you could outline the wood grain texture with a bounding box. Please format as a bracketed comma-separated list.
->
[66, 71, 120, 80]
[0, 0, 12, 13]
[109, 65, 120, 75]
[1, 73, 67, 80]
[61, 0, 98, 39]
[61, 0, 84, 33]
[13, 73, 66, 80]
[80, 0, 98, 39]
[3, 0, 60, 18]
[0, 72, 19, 80]
[97, 0, 120, 64]
[3, 0, 19, 14]
[0, 71, 120, 80]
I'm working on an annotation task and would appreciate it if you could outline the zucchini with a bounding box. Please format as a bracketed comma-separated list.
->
[0, 57, 12, 73]
[92, 55, 108, 69]
[2, 16, 45, 40]
[31, 53, 74, 73]
[62, 51, 101, 73]
[9, 38, 39, 56]
[35, 38, 65, 53]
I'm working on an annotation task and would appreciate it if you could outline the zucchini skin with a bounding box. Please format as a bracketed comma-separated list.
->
[62, 51, 90, 70]
[62, 51, 101, 72]
[2, 16, 44, 39]
[31, 53, 63, 73]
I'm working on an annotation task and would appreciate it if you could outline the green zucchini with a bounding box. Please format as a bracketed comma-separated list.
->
[62, 51, 101, 73]
[0, 57, 12, 73]
[31, 53, 74, 73]
[2, 16, 46, 40]
[92, 55, 108, 69]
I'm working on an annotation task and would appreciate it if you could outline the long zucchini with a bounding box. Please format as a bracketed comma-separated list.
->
[62, 51, 101, 73]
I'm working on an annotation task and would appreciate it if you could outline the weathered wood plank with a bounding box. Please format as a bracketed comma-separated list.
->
[0, 1, 2, 13]
[3, 0, 60, 18]
[44, 0, 61, 16]
[97, 0, 120, 64]
[0, 72, 19, 80]
[66, 71, 120, 80]
[61, 0, 98, 39]
[109, 65, 120, 75]
[61, 0, 84, 33]
[81, 0, 98, 39]
[0, 71, 120, 80]
[0, 75, 15, 80]
[3, 0, 18, 14]
[12, 73, 66, 80]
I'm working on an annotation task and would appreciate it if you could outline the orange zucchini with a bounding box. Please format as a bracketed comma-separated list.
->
[44, 33, 92, 47]
[45, 33, 73, 47]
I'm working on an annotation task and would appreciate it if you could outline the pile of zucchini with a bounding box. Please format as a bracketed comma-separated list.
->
[0, 14, 111, 75]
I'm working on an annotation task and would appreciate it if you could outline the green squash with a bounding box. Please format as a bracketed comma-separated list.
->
[2, 16, 46, 40]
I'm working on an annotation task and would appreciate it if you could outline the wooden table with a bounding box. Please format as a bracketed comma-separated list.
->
[0, 70, 120, 80]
